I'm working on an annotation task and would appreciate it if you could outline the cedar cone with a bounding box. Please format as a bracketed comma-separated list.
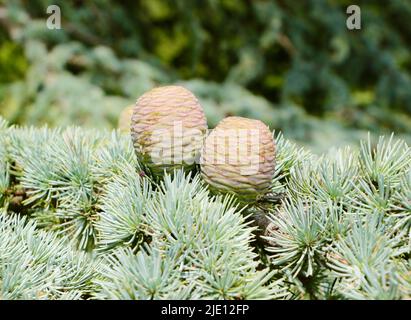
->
[131, 86, 207, 176]
[200, 116, 275, 203]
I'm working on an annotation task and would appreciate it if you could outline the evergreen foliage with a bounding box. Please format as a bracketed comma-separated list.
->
[0, 116, 409, 300]
[2, 1, 411, 152]
[0, 212, 98, 299]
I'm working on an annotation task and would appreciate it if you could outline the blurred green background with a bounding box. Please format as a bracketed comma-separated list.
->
[1, 0, 411, 152]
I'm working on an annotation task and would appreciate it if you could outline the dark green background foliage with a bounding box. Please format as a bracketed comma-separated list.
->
[1, 0, 411, 151]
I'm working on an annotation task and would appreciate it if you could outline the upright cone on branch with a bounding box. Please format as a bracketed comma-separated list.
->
[131, 85, 208, 176]
[118, 105, 134, 134]
[200, 116, 275, 203]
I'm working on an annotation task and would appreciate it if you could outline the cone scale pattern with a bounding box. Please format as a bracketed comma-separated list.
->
[131, 86, 207, 176]
[201, 116, 275, 203]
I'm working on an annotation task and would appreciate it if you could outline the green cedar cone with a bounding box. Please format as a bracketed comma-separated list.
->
[200, 116, 275, 203]
[131, 86, 207, 176]
[118, 105, 134, 134]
